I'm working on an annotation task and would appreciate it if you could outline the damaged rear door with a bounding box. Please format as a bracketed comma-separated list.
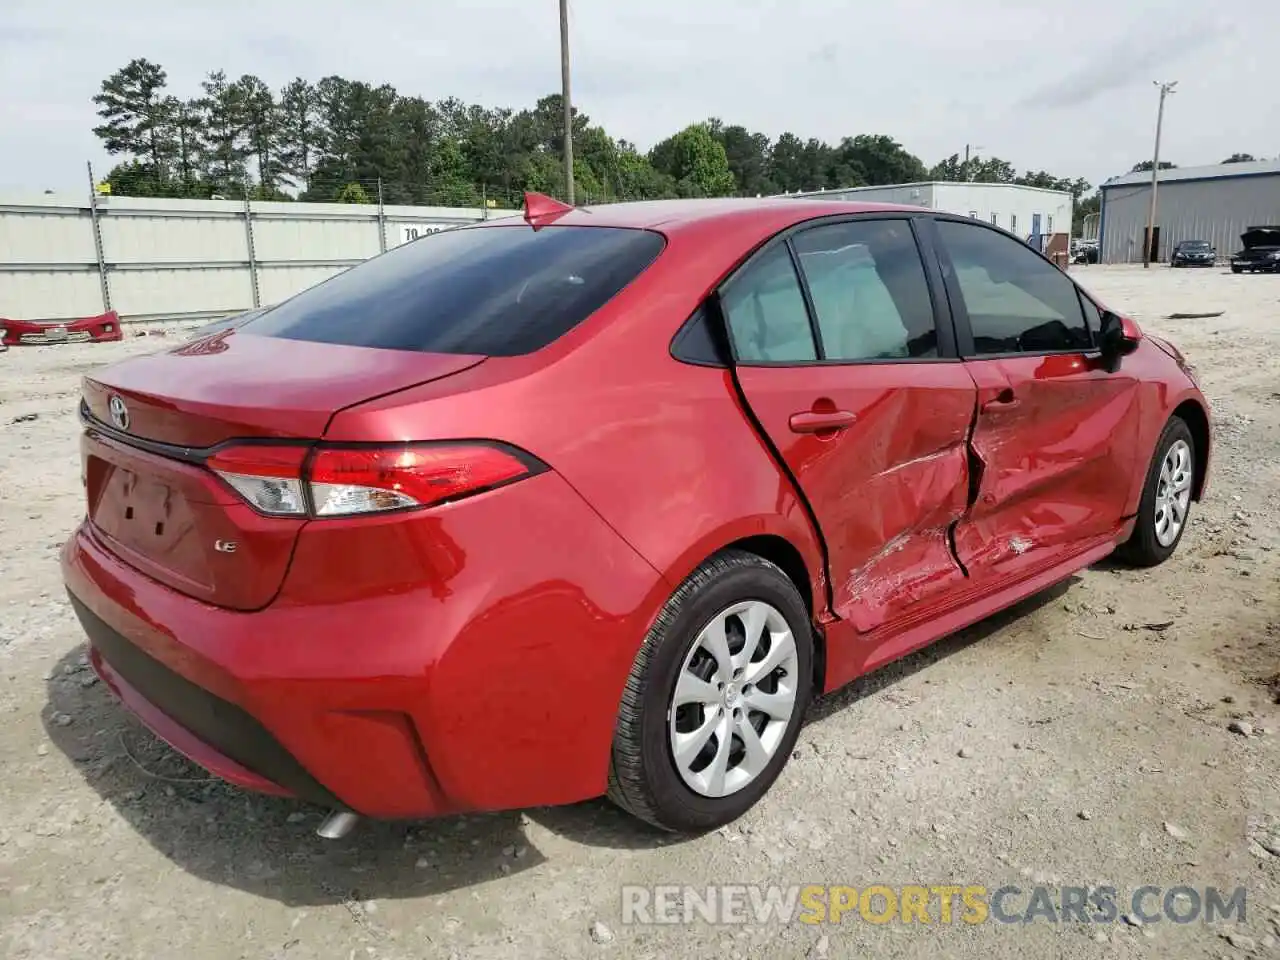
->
[721, 215, 976, 633]
[928, 217, 1143, 582]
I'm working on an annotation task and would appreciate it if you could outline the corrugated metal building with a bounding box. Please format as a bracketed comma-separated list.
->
[1098, 159, 1280, 264]
[787, 181, 1072, 240]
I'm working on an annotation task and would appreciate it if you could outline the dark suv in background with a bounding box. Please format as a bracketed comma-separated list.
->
[1170, 239, 1215, 267]
[1231, 227, 1280, 274]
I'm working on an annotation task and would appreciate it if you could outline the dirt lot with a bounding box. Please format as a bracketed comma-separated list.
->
[1, 265, 1278, 960]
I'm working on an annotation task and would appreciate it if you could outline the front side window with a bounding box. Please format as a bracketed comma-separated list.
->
[721, 243, 816, 363]
[242, 224, 665, 356]
[935, 218, 1090, 355]
[791, 219, 937, 360]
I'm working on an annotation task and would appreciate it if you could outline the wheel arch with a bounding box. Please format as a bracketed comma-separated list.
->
[715, 533, 826, 696]
[1171, 398, 1210, 500]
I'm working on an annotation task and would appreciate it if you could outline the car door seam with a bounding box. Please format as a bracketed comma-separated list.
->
[723, 364, 836, 618]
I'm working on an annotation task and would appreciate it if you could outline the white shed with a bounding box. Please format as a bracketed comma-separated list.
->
[786, 181, 1072, 243]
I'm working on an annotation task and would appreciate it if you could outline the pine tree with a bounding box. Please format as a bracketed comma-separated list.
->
[92, 58, 177, 188]
[278, 78, 319, 192]
[236, 75, 286, 196]
[196, 70, 250, 195]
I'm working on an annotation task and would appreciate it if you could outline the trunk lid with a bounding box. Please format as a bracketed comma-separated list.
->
[1239, 227, 1280, 254]
[83, 331, 483, 446]
[80, 331, 484, 610]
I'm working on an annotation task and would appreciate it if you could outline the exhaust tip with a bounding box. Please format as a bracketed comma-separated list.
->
[316, 811, 359, 840]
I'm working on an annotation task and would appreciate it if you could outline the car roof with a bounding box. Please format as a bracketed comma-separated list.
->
[485, 196, 930, 236]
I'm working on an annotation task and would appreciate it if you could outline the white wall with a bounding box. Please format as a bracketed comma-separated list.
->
[928, 183, 1071, 237]
[0, 193, 520, 323]
[787, 182, 1071, 239]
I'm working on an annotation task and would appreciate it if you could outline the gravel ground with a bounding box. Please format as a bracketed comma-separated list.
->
[1, 265, 1278, 960]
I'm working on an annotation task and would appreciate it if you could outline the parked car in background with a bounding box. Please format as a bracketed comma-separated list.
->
[1230, 226, 1280, 274]
[63, 193, 1212, 836]
[1071, 239, 1099, 264]
[1170, 239, 1215, 267]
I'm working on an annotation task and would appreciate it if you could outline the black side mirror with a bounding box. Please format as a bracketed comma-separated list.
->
[1098, 310, 1141, 373]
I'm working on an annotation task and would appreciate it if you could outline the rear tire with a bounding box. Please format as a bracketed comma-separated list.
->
[607, 550, 813, 833]
[1231, 266, 1243, 274]
[1115, 417, 1196, 567]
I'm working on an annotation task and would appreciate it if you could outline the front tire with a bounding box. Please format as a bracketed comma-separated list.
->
[1116, 417, 1196, 567]
[607, 550, 814, 832]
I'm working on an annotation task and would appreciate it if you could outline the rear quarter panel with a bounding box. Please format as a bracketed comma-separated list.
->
[325, 223, 829, 618]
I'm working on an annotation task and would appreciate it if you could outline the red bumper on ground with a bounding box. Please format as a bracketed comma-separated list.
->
[2, 311, 123, 346]
[62, 470, 668, 818]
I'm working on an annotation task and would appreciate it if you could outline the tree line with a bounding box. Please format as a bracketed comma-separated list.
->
[95, 57, 1102, 222]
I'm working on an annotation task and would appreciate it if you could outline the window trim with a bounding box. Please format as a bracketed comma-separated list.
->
[669, 303, 733, 367]
[710, 212, 962, 368]
[924, 214, 1101, 360]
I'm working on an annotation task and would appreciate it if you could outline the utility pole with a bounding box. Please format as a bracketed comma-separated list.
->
[559, 0, 574, 204]
[1144, 80, 1177, 268]
[962, 144, 984, 182]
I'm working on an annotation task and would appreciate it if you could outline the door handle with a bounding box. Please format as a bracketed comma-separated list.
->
[981, 390, 1020, 413]
[789, 410, 857, 433]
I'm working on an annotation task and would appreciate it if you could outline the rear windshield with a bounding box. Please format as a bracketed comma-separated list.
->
[242, 224, 665, 355]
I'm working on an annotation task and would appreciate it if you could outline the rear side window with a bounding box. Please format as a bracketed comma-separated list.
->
[242, 224, 665, 356]
[791, 219, 938, 360]
[721, 243, 817, 363]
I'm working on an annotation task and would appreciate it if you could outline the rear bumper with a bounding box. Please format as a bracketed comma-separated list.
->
[62, 470, 668, 818]
[74, 595, 339, 805]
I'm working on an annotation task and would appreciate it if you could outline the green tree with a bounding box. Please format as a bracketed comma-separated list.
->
[649, 124, 736, 197]
[836, 135, 927, 186]
[1130, 160, 1176, 173]
[336, 182, 371, 204]
[165, 97, 204, 195]
[196, 70, 250, 193]
[615, 143, 677, 200]
[279, 78, 319, 191]
[1222, 153, 1256, 164]
[768, 133, 808, 191]
[92, 58, 176, 184]
[708, 120, 776, 195]
[237, 74, 287, 196]
[929, 153, 966, 181]
[90, 62, 1093, 212]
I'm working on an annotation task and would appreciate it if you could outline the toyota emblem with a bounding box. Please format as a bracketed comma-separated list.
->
[107, 394, 130, 431]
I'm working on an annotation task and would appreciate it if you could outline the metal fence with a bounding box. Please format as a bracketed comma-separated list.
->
[0, 179, 519, 324]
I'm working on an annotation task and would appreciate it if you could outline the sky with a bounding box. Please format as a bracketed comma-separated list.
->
[1, 0, 1276, 195]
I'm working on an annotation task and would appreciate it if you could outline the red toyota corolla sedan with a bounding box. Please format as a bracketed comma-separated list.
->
[62, 194, 1211, 835]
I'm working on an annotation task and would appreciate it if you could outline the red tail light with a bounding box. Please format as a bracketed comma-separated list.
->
[207, 442, 539, 518]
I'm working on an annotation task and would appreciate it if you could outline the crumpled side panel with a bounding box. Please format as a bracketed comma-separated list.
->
[834, 439, 971, 634]
[957, 358, 1143, 580]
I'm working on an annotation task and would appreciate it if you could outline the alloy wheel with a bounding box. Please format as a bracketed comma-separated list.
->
[1153, 438, 1193, 547]
[667, 600, 799, 798]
